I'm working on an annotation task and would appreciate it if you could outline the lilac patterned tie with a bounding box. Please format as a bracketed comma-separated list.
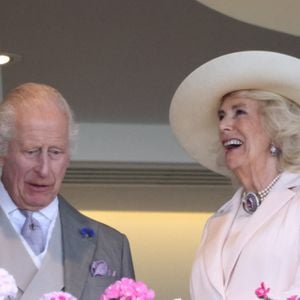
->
[21, 210, 44, 255]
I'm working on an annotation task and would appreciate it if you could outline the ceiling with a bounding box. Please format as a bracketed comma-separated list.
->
[0, 0, 300, 125]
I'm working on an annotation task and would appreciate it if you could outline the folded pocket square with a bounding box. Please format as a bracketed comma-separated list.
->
[90, 260, 116, 277]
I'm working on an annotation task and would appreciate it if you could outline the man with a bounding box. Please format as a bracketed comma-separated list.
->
[0, 83, 135, 299]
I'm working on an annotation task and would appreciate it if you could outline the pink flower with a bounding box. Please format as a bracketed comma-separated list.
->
[100, 277, 155, 300]
[255, 282, 300, 300]
[39, 291, 77, 300]
[0, 268, 18, 300]
[255, 282, 270, 299]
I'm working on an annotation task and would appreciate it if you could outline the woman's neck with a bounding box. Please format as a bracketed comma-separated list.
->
[234, 162, 280, 193]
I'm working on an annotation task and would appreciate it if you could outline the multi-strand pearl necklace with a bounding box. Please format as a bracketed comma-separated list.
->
[242, 174, 281, 214]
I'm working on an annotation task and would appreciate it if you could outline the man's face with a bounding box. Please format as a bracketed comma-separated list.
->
[1, 106, 70, 210]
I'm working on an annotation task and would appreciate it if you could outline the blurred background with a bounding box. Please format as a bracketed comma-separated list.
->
[0, 1, 299, 298]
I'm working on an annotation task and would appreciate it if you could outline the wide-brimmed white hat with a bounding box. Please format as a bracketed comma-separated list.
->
[169, 51, 300, 177]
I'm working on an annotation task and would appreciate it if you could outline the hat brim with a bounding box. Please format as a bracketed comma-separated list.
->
[169, 51, 300, 177]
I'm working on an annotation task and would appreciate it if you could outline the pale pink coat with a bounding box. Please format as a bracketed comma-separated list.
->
[190, 172, 300, 300]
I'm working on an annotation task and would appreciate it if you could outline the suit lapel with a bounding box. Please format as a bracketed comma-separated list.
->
[59, 197, 96, 298]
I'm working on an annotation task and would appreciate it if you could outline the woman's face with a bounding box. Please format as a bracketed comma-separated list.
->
[218, 95, 273, 176]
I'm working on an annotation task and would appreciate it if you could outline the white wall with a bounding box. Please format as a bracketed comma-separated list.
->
[72, 123, 193, 163]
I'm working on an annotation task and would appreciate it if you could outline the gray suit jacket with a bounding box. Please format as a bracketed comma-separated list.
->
[59, 195, 135, 300]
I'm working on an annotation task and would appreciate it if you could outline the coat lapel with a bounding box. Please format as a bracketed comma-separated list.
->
[59, 198, 96, 299]
[224, 173, 300, 287]
[202, 189, 242, 296]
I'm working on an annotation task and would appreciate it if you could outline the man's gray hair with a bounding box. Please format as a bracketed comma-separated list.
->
[0, 82, 78, 156]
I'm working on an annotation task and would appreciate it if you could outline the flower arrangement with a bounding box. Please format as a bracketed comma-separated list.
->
[100, 277, 155, 300]
[39, 291, 77, 300]
[0, 267, 154, 300]
[255, 282, 300, 300]
[0, 268, 18, 300]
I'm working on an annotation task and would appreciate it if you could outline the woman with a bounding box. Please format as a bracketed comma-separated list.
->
[169, 51, 300, 299]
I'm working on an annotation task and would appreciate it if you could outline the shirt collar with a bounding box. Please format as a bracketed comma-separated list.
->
[0, 181, 58, 221]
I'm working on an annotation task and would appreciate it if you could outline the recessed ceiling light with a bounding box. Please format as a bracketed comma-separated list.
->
[0, 52, 21, 66]
[0, 55, 11, 65]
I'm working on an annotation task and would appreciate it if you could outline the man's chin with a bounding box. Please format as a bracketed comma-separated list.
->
[23, 195, 56, 210]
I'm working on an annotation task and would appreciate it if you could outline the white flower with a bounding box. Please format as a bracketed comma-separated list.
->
[39, 291, 77, 300]
[0, 268, 18, 300]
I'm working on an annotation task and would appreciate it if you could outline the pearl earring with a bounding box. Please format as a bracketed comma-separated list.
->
[270, 143, 280, 157]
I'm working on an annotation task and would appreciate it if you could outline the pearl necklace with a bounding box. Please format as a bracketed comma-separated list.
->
[242, 174, 281, 214]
